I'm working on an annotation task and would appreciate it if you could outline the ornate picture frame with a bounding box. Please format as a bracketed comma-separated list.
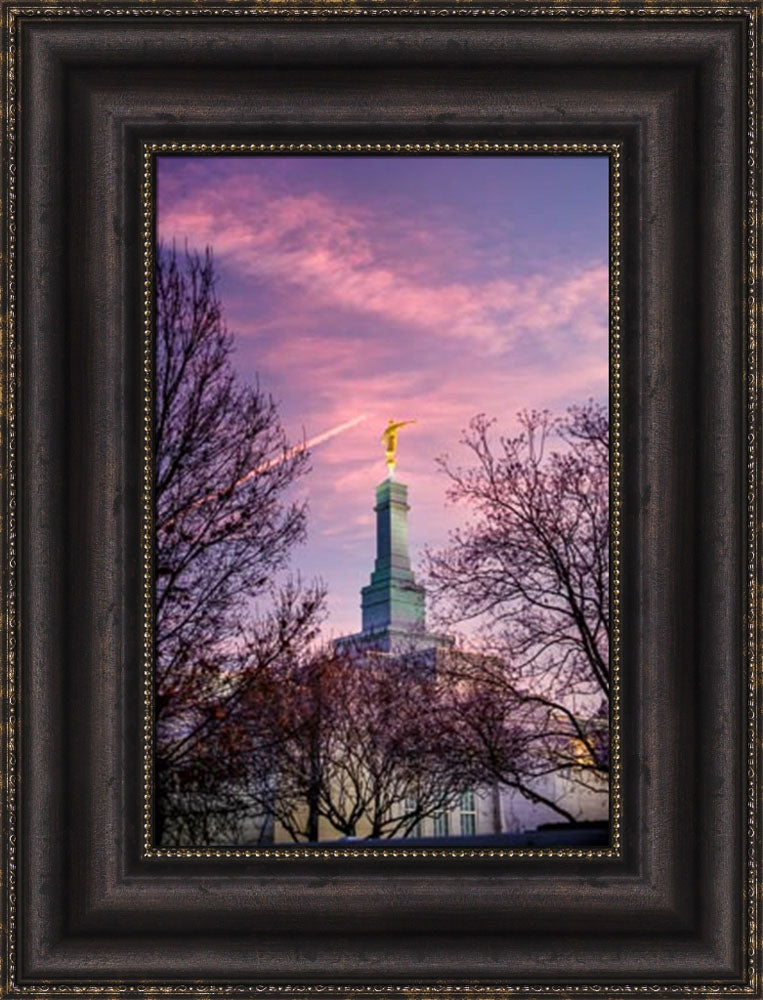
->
[1, 3, 758, 994]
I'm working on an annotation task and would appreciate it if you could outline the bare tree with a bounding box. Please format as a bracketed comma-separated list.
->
[425, 401, 610, 818]
[154, 244, 325, 845]
[260, 648, 471, 842]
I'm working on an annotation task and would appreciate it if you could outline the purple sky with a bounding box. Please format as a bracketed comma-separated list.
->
[157, 155, 610, 641]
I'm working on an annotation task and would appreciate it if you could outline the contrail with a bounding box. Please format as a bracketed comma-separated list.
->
[159, 412, 370, 532]
[234, 412, 370, 487]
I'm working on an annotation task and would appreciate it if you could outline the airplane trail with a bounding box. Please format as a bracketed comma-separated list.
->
[234, 412, 371, 487]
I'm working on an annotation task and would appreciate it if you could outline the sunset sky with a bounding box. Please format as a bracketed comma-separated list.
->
[157, 155, 610, 641]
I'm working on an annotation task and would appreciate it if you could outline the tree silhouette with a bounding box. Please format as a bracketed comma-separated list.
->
[254, 647, 471, 842]
[426, 401, 610, 819]
[154, 244, 324, 845]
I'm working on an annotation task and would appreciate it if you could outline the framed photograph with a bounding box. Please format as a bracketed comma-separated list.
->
[150, 150, 614, 853]
[1, 1, 758, 994]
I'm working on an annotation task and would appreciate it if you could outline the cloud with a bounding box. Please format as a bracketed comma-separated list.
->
[158, 166, 607, 358]
[157, 158, 610, 639]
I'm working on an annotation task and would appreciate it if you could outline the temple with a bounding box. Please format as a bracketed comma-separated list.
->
[334, 474, 452, 659]
[260, 425, 608, 847]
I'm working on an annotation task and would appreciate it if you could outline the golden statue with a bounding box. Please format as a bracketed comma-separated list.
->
[381, 418, 416, 476]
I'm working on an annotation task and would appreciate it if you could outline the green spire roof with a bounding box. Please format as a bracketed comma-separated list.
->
[334, 475, 454, 661]
[361, 478, 426, 633]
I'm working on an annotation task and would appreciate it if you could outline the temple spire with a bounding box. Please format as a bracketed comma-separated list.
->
[333, 420, 453, 660]
[361, 478, 426, 633]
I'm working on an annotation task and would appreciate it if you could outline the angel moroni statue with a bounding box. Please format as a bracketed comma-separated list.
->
[381, 418, 416, 476]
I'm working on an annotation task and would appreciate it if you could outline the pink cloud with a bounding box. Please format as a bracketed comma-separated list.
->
[159, 170, 607, 358]
[157, 160, 610, 639]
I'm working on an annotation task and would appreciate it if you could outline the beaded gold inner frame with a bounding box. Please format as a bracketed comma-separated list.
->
[141, 140, 623, 861]
[3, 3, 759, 995]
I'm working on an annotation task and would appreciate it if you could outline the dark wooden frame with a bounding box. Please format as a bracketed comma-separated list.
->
[2, 3, 759, 994]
